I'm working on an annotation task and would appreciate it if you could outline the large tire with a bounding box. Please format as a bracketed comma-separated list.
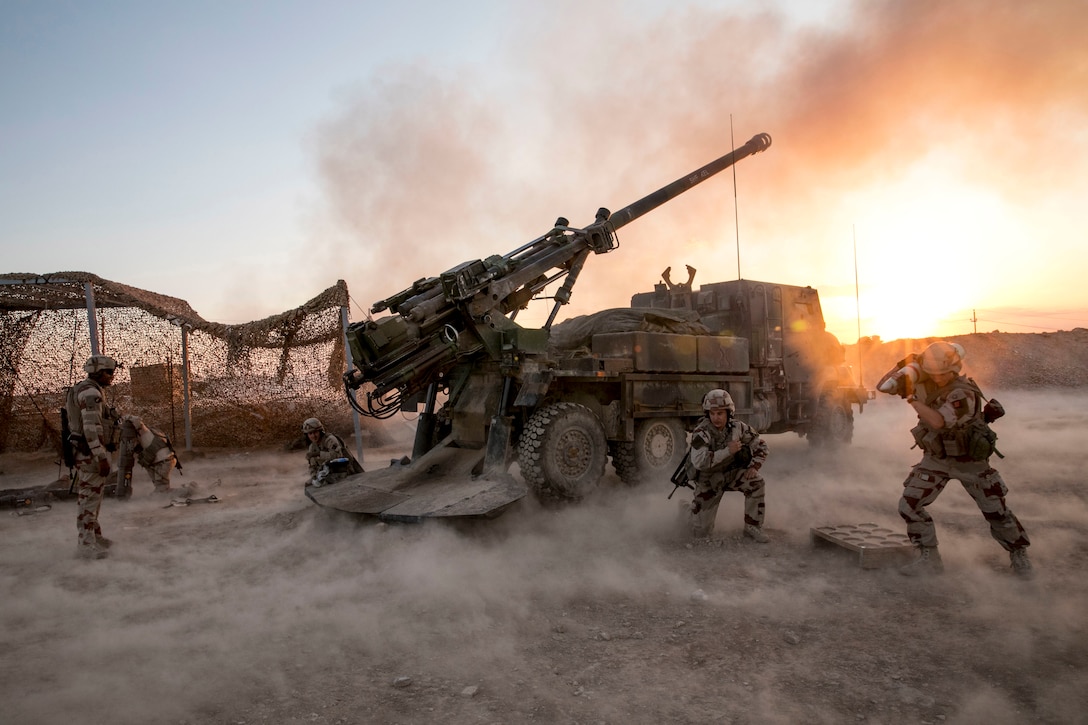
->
[613, 418, 688, 485]
[808, 396, 854, 447]
[517, 402, 608, 502]
[610, 441, 638, 484]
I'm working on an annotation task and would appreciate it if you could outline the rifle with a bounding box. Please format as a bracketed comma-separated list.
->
[667, 452, 693, 499]
[59, 405, 79, 494]
[667, 431, 754, 499]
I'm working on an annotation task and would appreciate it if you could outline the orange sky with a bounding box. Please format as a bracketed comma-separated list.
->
[313, 0, 1088, 344]
[10, 2, 1081, 343]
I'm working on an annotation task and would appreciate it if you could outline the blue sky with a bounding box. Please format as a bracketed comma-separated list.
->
[3, 0, 1086, 342]
[2, 2, 506, 309]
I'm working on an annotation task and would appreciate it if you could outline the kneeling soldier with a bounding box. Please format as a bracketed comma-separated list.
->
[687, 389, 770, 542]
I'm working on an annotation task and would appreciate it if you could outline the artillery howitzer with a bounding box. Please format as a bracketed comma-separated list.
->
[307, 133, 772, 520]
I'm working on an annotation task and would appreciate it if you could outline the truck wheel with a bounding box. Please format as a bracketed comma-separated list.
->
[614, 418, 688, 485]
[809, 397, 854, 446]
[517, 402, 608, 502]
[610, 442, 638, 484]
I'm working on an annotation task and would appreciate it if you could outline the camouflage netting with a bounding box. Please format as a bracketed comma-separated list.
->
[0, 272, 366, 454]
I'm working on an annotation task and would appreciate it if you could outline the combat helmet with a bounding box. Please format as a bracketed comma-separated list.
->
[84, 354, 118, 375]
[301, 417, 325, 434]
[702, 388, 735, 413]
[919, 341, 965, 375]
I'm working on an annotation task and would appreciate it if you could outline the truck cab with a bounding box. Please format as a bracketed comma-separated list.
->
[631, 274, 868, 444]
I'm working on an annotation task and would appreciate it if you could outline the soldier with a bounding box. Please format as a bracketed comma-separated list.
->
[66, 355, 122, 560]
[303, 417, 361, 485]
[877, 341, 1033, 578]
[118, 414, 189, 496]
[687, 388, 770, 542]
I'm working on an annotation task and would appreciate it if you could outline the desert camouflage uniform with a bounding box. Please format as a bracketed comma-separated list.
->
[899, 370, 1030, 552]
[121, 415, 178, 492]
[69, 377, 119, 554]
[307, 432, 349, 478]
[688, 416, 769, 538]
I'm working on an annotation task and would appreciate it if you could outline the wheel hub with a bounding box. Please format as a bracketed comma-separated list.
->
[555, 430, 591, 477]
[644, 425, 674, 464]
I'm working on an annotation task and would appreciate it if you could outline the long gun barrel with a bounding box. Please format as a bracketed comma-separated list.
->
[462, 132, 773, 322]
[344, 132, 772, 417]
[606, 132, 772, 231]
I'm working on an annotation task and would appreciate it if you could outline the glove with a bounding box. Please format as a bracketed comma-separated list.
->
[97, 457, 112, 477]
[877, 374, 914, 398]
[724, 445, 752, 471]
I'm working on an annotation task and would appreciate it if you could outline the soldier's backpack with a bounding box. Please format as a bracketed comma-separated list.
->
[61, 385, 92, 457]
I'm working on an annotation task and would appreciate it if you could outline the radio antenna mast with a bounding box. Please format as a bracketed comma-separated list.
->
[853, 224, 864, 385]
[731, 114, 741, 280]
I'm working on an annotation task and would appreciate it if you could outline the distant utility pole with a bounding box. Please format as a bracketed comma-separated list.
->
[970, 309, 978, 334]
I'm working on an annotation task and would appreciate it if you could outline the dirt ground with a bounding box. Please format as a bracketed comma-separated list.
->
[2, 388, 1087, 725]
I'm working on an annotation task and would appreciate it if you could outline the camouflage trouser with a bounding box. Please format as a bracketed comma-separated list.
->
[899, 454, 1030, 551]
[690, 468, 766, 538]
[75, 457, 109, 549]
[146, 458, 175, 491]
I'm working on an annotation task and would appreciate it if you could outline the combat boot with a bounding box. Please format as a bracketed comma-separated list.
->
[1010, 548, 1035, 580]
[743, 525, 769, 543]
[899, 546, 943, 576]
[77, 543, 109, 560]
[96, 536, 113, 549]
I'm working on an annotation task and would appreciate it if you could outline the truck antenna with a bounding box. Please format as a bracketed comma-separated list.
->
[853, 224, 864, 385]
[731, 114, 742, 280]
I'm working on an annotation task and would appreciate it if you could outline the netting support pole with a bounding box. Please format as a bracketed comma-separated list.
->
[341, 305, 364, 466]
[181, 326, 193, 451]
[83, 282, 100, 355]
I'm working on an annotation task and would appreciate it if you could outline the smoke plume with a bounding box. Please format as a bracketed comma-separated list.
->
[310, 0, 1088, 336]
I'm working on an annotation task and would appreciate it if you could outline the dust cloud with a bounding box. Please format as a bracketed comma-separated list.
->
[2, 387, 1086, 723]
[307, 0, 1088, 329]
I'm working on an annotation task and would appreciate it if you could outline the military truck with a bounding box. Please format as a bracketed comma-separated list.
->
[511, 271, 868, 493]
[307, 133, 790, 521]
[629, 272, 869, 447]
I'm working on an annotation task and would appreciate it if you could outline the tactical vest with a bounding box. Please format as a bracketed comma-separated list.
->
[136, 427, 173, 467]
[686, 417, 754, 482]
[66, 378, 120, 453]
[911, 375, 998, 461]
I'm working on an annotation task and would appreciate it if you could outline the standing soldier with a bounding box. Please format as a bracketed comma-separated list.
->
[66, 355, 122, 560]
[687, 388, 770, 542]
[877, 341, 1033, 578]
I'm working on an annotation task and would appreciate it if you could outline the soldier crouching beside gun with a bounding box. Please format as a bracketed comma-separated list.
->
[686, 388, 770, 543]
[117, 415, 190, 497]
[877, 341, 1033, 579]
[302, 417, 363, 487]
